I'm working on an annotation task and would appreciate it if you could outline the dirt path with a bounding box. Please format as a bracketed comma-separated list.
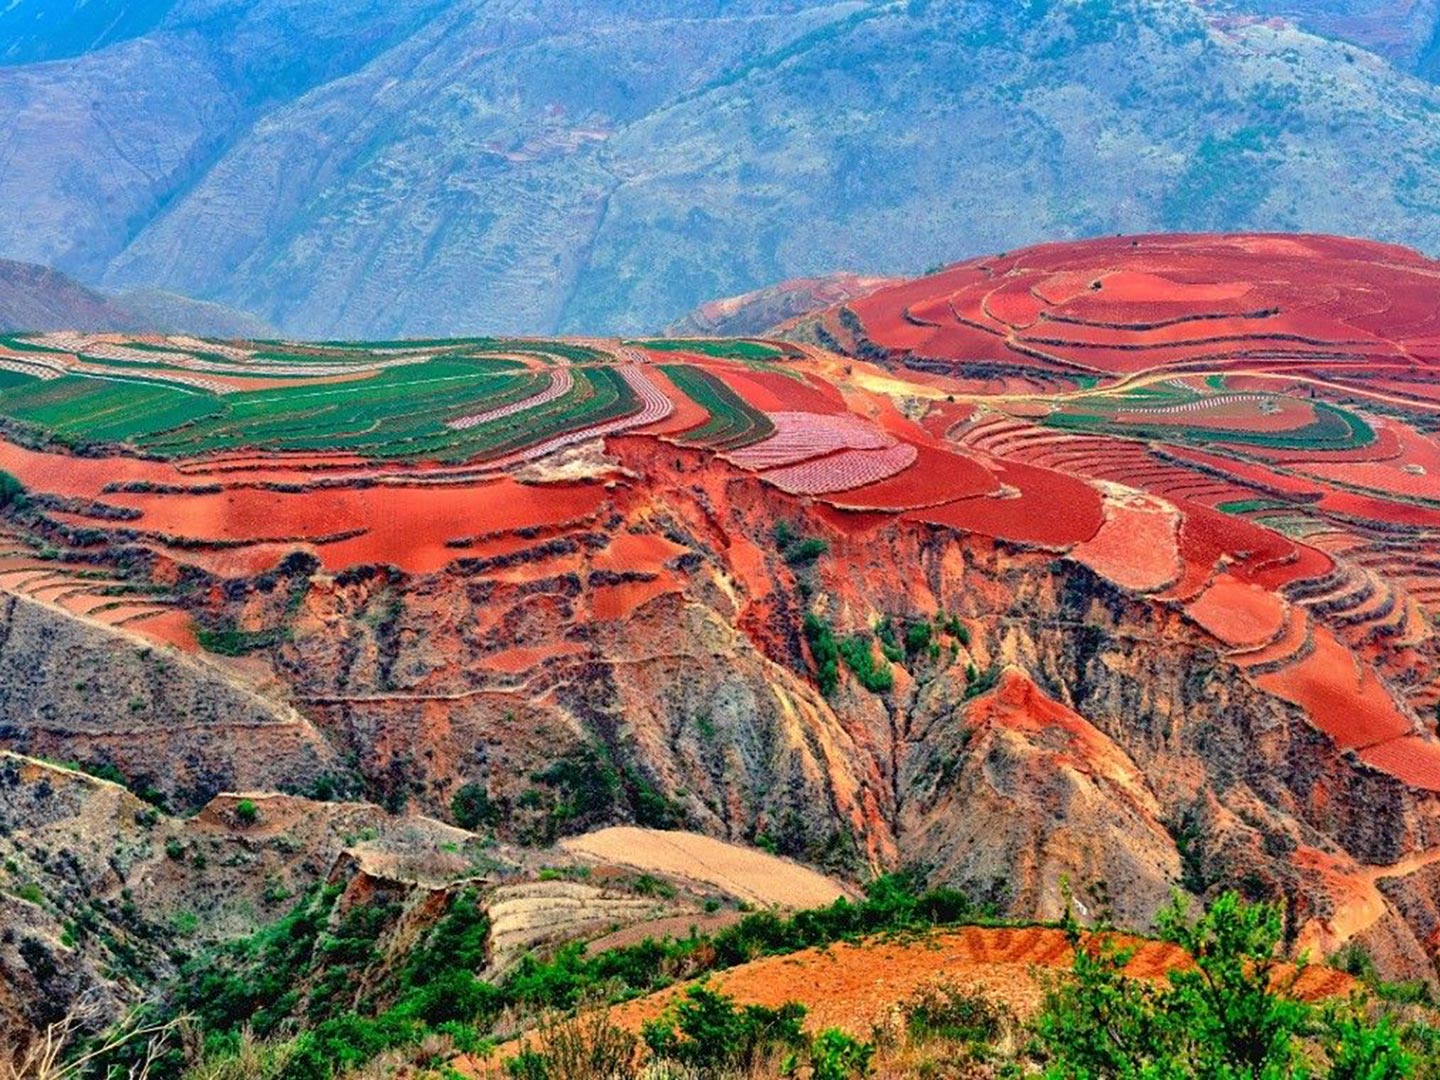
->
[1297, 846, 1440, 955]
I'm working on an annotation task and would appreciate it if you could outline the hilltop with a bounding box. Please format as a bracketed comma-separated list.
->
[0, 257, 274, 336]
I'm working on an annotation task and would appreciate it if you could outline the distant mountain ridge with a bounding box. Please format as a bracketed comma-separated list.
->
[667, 272, 898, 338]
[0, 258, 273, 336]
[6, 1, 1440, 337]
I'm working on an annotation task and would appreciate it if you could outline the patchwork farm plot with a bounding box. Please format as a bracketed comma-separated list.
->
[4, 233, 1440, 802]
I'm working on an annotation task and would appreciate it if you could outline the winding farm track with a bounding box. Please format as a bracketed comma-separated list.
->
[448, 366, 574, 430]
[482, 364, 673, 468]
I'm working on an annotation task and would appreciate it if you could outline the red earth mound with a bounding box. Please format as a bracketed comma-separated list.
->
[842, 233, 1440, 389]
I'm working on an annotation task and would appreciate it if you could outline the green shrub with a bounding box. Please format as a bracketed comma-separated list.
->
[838, 634, 893, 693]
[807, 1027, 875, 1080]
[786, 537, 829, 566]
[804, 612, 840, 695]
[14, 882, 43, 904]
[642, 984, 807, 1072]
[506, 1007, 640, 1080]
[962, 663, 1000, 701]
[0, 470, 26, 510]
[235, 799, 259, 826]
[1324, 1009, 1412, 1079]
[903, 982, 1009, 1046]
[451, 781, 497, 831]
[1032, 891, 1414, 1078]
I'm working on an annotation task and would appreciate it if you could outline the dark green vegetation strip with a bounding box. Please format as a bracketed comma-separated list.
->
[1046, 398, 1375, 451]
[640, 338, 784, 361]
[98, 874, 990, 1080]
[660, 364, 775, 449]
[1217, 498, 1297, 515]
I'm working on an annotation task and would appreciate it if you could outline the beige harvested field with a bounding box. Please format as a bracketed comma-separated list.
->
[558, 827, 852, 908]
[483, 879, 677, 976]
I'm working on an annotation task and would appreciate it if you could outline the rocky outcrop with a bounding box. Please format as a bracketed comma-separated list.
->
[12, 435, 1421, 981]
[0, 591, 343, 806]
[666, 274, 897, 339]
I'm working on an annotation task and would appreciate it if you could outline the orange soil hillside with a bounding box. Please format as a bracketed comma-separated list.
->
[463, 927, 1354, 1075]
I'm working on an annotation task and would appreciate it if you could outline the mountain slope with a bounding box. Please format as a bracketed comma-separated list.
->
[1228, 0, 1440, 76]
[0, 257, 272, 335]
[8, 1, 1440, 335]
[0, 260, 140, 333]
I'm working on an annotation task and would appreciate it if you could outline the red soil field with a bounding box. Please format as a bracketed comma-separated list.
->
[843, 233, 1440, 382]
[1160, 446, 1322, 500]
[760, 443, 918, 496]
[1301, 423, 1440, 500]
[1184, 574, 1289, 649]
[919, 400, 978, 439]
[1251, 626, 1414, 750]
[823, 444, 1001, 510]
[905, 461, 1105, 547]
[1069, 491, 1180, 593]
[107, 480, 609, 575]
[479, 642, 588, 674]
[124, 608, 199, 651]
[591, 532, 690, 573]
[590, 574, 680, 621]
[1357, 736, 1440, 792]
[1316, 488, 1440, 529]
[713, 368, 848, 414]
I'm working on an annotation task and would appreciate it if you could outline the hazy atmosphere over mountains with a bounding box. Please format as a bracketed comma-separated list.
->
[6, 0, 1440, 337]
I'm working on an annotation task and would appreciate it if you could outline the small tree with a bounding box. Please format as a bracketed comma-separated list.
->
[1035, 891, 1311, 1077]
[234, 799, 259, 827]
[0, 470, 25, 512]
[451, 781, 496, 832]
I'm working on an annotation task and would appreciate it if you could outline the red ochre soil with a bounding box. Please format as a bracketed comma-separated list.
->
[7, 234, 1440, 804]
[1184, 574, 1289, 650]
[844, 233, 1440, 384]
[1069, 490, 1180, 594]
[464, 926, 1351, 1075]
[905, 461, 1106, 547]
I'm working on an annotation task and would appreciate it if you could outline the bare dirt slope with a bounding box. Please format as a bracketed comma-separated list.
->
[559, 827, 853, 909]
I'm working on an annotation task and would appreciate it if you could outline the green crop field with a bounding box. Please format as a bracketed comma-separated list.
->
[0, 338, 650, 461]
[1045, 397, 1374, 451]
[638, 338, 784, 361]
[0, 375, 223, 445]
[662, 364, 775, 450]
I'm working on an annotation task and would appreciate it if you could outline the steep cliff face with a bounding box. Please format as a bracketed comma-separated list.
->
[0, 591, 342, 805]
[9, 435, 1417, 969]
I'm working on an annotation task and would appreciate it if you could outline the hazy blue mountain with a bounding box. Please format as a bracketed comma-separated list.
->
[1227, 0, 1440, 77]
[0, 0, 177, 65]
[5, 0, 1440, 336]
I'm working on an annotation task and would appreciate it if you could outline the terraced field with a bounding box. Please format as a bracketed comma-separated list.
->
[7, 236, 1440, 973]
